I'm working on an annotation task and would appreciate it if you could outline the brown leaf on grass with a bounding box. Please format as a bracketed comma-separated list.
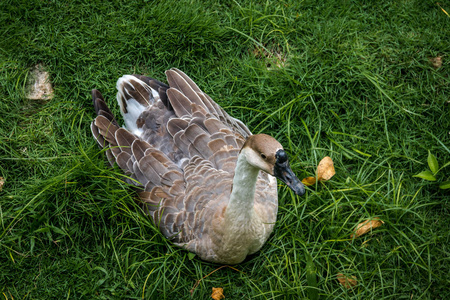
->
[302, 176, 317, 186]
[0, 177, 4, 191]
[337, 273, 357, 289]
[301, 156, 335, 185]
[317, 156, 335, 181]
[211, 287, 225, 300]
[429, 56, 443, 69]
[351, 218, 384, 238]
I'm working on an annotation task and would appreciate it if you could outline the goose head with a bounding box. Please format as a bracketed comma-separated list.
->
[242, 134, 305, 196]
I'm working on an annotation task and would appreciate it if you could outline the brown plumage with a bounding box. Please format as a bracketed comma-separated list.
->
[91, 69, 305, 264]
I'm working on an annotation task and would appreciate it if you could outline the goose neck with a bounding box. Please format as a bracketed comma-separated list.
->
[226, 149, 259, 219]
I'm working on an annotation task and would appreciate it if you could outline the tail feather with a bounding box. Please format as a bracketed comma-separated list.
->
[116, 75, 155, 136]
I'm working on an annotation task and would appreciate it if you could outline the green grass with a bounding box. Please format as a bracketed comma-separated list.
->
[1, 0, 449, 298]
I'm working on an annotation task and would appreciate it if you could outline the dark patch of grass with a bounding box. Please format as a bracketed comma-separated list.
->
[1, 0, 449, 299]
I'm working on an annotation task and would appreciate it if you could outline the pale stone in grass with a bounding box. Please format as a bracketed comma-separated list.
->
[429, 56, 443, 69]
[26, 64, 54, 100]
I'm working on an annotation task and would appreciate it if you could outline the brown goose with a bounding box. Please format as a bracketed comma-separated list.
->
[91, 69, 305, 264]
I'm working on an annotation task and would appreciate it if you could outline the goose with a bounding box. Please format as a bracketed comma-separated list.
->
[91, 68, 305, 264]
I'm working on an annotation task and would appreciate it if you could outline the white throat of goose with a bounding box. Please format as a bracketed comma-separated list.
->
[227, 140, 305, 218]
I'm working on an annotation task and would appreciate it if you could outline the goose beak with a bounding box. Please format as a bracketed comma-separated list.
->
[273, 150, 305, 196]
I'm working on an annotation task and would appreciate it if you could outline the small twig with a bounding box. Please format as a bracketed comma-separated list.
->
[190, 265, 243, 296]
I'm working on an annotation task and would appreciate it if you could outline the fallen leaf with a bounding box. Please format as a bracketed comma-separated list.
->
[317, 156, 335, 181]
[302, 176, 317, 186]
[0, 177, 4, 191]
[429, 56, 443, 69]
[351, 218, 384, 238]
[301, 156, 335, 186]
[337, 273, 357, 289]
[211, 287, 225, 300]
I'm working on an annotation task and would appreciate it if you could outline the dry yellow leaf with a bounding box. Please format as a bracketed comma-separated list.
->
[429, 56, 443, 69]
[317, 156, 335, 181]
[301, 156, 335, 186]
[337, 273, 357, 289]
[351, 218, 384, 238]
[302, 176, 317, 186]
[0, 177, 4, 192]
[211, 287, 225, 300]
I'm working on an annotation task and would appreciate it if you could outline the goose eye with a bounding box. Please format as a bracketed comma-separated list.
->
[260, 153, 267, 160]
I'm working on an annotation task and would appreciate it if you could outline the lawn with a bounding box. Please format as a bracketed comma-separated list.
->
[0, 0, 449, 299]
